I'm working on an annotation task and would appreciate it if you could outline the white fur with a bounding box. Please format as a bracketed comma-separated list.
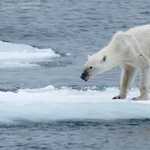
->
[83, 25, 150, 100]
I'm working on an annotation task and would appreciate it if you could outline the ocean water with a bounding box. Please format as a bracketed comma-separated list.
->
[0, 0, 150, 149]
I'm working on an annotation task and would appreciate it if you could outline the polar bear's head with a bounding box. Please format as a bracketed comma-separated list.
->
[81, 54, 107, 81]
[81, 31, 126, 81]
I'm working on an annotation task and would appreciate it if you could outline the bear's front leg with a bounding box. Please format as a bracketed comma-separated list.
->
[113, 65, 136, 99]
[132, 67, 150, 100]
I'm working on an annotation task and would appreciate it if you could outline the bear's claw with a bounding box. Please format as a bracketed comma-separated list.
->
[113, 95, 126, 99]
[113, 96, 121, 99]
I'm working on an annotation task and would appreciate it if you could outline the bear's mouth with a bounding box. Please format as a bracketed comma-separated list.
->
[81, 76, 89, 81]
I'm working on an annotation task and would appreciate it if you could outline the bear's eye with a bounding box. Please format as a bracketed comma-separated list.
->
[90, 66, 93, 69]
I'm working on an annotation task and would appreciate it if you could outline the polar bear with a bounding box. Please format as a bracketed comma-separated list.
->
[81, 25, 150, 100]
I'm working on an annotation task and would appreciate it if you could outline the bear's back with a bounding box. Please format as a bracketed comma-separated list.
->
[127, 24, 150, 32]
[126, 25, 150, 58]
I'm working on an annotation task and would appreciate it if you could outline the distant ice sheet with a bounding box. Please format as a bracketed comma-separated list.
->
[0, 41, 60, 67]
[0, 86, 150, 123]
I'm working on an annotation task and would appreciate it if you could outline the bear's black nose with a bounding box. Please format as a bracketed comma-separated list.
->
[81, 74, 85, 80]
[80, 72, 88, 81]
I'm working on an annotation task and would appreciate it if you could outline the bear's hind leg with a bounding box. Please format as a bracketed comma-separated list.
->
[132, 66, 150, 100]
[113, 65, 137, 99]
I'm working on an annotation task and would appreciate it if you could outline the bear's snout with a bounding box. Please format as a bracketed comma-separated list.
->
[81, 70, 89, 81]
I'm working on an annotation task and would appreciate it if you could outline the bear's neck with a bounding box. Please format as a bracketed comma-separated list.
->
[99, 45, 121, 70]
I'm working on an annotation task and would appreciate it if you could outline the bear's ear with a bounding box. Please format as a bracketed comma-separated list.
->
[103, 56, 106, 61]
[87, 55, 91, 60]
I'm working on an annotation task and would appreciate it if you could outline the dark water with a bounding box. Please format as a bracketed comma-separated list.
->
[1, 119, 150, 150]
[0, 0, 150, 149]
